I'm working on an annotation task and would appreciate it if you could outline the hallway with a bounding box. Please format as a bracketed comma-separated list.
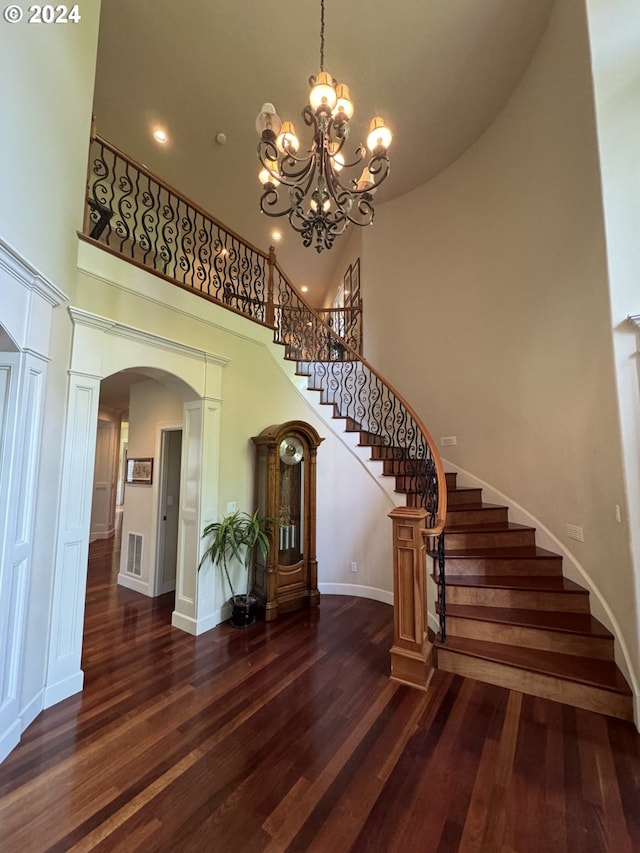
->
[0, 535, 638, 852]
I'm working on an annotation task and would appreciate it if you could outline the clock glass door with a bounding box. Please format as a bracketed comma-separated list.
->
[278, 437, 304, 566]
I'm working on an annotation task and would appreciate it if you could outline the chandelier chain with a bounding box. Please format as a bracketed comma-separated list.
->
[320, 0, 325, 71]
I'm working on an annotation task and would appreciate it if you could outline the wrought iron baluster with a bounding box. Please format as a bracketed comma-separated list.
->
[437, 532, 446, 642]
[115, 160, 134, 254]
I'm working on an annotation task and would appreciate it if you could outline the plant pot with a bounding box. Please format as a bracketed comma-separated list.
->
[230, 594, 258, 628]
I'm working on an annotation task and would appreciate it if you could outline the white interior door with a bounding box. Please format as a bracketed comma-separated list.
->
[156, 429, 182, 595]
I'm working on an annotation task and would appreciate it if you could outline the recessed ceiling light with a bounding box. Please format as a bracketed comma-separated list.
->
[153, 128, 168, 144]
[271, 230, 282, 242]
[300, 285, 309, 293]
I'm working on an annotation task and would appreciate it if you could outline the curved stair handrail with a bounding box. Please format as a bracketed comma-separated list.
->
[82, 132, 446, 530]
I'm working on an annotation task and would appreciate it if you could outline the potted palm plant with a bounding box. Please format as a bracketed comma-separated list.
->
[199, 509, 274, 628]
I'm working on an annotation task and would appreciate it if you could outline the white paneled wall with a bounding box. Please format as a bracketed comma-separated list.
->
[0, 240, 66, 761]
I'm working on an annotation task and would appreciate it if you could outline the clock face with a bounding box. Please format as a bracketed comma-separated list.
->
[279, 436, 304, 466]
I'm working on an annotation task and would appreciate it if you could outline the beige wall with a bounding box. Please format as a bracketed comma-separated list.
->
[121, 380, 185, 592]
[363, 0, 639, 692]
[586, 0, 640, 707]
[0, 9, 100, 289]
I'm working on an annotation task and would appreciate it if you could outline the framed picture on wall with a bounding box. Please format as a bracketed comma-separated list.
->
[126, 457, 153, 485]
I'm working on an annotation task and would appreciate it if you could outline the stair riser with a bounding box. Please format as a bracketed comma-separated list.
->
[435, 648, 633, 721]
[445, 530, 536, 550]
[370, 446, 405, 461]
[359, 433, 388, 447]
[406, 493, 437, 509]
[445, 617, 614, 660]
[445, 586, 590, 613]
[441, 557, 563, 577]
[447, 489, 483, 507]
[395, 479, 436, 495]
[383, 461, 409, 475]
[384, 460, 431, 476]
[446, 508, 509, 528]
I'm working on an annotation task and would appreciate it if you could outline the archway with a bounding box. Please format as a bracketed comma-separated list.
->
[44, 308, 229, 710]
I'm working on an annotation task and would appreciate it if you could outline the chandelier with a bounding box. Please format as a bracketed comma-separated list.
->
[255, 0, 392, 253]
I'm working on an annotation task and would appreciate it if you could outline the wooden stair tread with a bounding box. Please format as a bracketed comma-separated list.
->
[441, 574, 587, 593]
[444, 603, 612, 636]
[443, 521, 535, 534]
[447, 502, 505, 513]
[435, 636, 631, 694]
[433, 545, 561, 560]
[445, 502, 488, 512]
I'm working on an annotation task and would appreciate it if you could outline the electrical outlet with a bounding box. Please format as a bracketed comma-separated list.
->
[566, 524, 584, 542]
[440, 436, 457, 447]
[350, 561, 358, 573]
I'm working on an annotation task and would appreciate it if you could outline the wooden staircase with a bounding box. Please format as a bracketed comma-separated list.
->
[430, 473, 634, 720]
[82, 137, 636, 720]
[296, 362, 633, 720]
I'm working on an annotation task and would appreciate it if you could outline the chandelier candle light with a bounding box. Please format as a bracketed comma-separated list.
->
[256, 0, 392, 253]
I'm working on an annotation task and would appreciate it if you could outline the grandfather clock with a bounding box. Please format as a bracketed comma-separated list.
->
[251, 420, 323, 621]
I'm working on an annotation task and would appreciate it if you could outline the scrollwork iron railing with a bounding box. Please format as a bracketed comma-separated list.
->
[85, 136, 269, 322]
[314, 306, 362, 354]
[82, 132, 447, 539]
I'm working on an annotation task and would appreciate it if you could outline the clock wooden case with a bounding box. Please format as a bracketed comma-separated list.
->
[251, 421, 323, 621]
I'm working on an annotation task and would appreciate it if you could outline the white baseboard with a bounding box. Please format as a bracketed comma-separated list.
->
[0, 719, 21, 763]
[89, 529, 115, 542]
[43, 670, 84, 709]
[318, 582, 393, 606]
[171, 602, 230, 636]
[20, 690, 44, 732]
[117, 572, 152, 596]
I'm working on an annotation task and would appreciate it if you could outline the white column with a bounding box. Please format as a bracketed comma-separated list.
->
[171, 395, 222, 634]
[0, 352, 47, 757]
[44, 371, 101, 707]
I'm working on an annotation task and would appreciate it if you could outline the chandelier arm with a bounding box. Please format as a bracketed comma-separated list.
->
[259, 186, 291, 218]
[367, 153, 390, 179]
[348, 155, 391, 194]
[278, 154, 318, 185]
[333, 146, 367, 172]
[346, 194, 375, 227]
[258, 140, 316, 187]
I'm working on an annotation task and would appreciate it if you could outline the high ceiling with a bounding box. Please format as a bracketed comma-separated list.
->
[93, 0, 555, 303]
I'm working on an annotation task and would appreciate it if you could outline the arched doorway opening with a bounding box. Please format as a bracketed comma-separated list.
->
[45, 309, 228, 711]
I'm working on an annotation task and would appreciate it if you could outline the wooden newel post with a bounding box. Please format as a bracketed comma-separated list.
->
[388, 506, 433, 690]
[266, 244, 276, 326]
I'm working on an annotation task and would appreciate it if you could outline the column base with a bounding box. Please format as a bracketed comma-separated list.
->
[390, 642, 434, 691]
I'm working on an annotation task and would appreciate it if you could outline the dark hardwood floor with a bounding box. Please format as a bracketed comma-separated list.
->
[0, 534, 639, 852]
